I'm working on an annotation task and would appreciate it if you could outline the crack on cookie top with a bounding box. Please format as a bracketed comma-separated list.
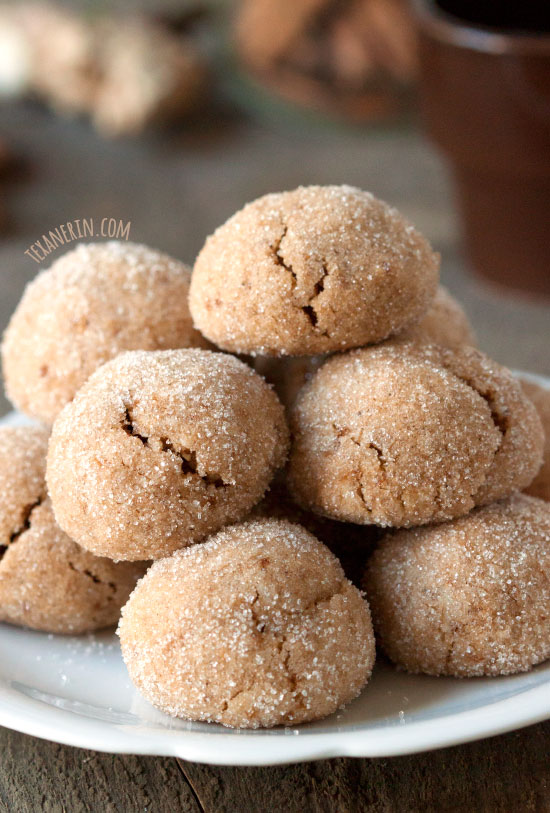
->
[271, 226, 331, 337]
[67, 560, 117, 595]
[1, 496, 44, 560]
[271, 225, 297, 287]
[122, 405, 228, 488]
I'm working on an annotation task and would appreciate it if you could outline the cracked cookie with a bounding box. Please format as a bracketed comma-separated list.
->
[288, 342, 543, 527]
[47, 349, 289, 561]
[520, 378, 550, 502]
[364, 494, 550, 677]
[0, 426, 144, 633]
[118, 518, 375, 728]
[189, 185, 439, 356]
[255, 285, 477, 409]
[2, 241, 210, 424]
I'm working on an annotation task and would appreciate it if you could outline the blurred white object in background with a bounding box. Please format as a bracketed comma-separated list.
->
[0, 1, 208, 135]
[0, 11, 33, 97]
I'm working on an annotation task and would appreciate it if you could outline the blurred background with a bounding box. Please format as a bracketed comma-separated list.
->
[0, 0, 548, 417]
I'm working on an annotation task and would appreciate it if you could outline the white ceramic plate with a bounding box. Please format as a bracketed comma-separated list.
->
[0, 371, 549, 766]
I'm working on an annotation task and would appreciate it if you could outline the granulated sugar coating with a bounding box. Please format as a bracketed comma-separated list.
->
[190, 185, 439, 356]
[47, 349, 289, 561]
[288, 342, 543, 527]
[364, 495, 550, 677]
[255, 285, 476, 410]
[520, 379, 550, 502]
[2, 241, 210, 424]
[0, 427, 143, 633]
[118, 519, 375, 728]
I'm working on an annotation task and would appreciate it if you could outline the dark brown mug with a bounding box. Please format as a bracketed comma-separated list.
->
[412, 0, 550, 296]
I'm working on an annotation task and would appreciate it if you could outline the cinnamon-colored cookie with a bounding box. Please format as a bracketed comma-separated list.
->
[2, 241, 209, 424]
[190, 185, 439, 356]
[118, 518, 375, 728]
[288, 342, 543, 527]
[0, 426, 49, 546]
[364, 495, 550, 677]
[0, 426, 143, 634]
[47, 349, 289, 561]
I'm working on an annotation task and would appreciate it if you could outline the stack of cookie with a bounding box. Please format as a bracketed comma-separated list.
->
[1, 186, 549, 730]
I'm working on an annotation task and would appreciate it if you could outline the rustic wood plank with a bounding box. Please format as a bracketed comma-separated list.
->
[178, 720, 550, 812]
[0, 726, 201, 813]
[3, 718, 548, 812]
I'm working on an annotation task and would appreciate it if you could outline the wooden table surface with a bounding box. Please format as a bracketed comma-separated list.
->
[0, 100, 549, 812]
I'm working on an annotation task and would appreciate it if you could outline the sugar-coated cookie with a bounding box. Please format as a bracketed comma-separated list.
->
[47, 349, 289, 561]
[118, 519, 375, 728]
[288, 343, 543, 526]
[364, 495, 550, 677]
[402, 284, 476, 349]
[0, 427, 143, 633]
[190, 185, 439, 356]
[2, 241, 209, 424]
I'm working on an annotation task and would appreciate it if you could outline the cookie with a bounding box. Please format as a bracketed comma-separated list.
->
[364, 495, 550, 677]
[118, 518, 375, 728]
[2, 241, 209, 424]
[288, 342, 543, 526]
[190, 185, 439, 356]
[0, 426, 143, 633]
[47, 349, 289, 561]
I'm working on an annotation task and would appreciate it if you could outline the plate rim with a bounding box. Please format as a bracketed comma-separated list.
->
[0, 677, 549, 764]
